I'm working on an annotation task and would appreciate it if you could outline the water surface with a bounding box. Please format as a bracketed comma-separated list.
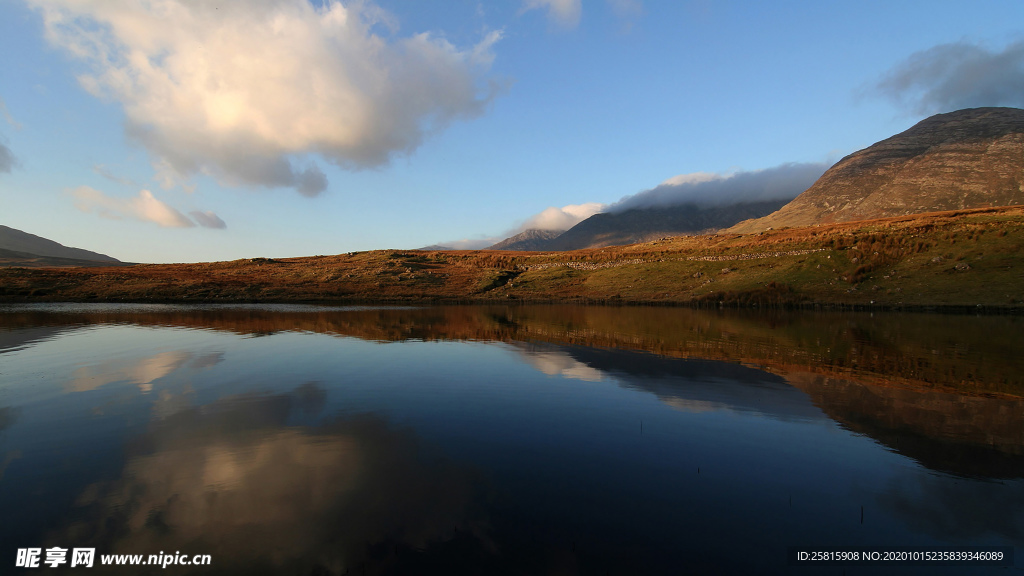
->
[1, 304, 1021, 574]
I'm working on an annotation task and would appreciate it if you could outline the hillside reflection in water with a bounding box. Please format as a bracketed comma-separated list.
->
[0, 304, 1021, 574]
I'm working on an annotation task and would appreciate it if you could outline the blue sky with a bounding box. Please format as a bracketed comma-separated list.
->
[1, 0, 1023, 262]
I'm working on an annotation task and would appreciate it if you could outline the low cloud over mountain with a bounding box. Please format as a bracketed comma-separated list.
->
[481, 162, 828, 251]
[519, 202, 605, 230]
[610, 162, 829, 213]
[428, 202, 603, 250]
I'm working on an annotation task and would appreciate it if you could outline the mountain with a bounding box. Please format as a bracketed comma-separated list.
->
[0, 225, 120, 266]
[486, 229, 564, 251]
[729, 107, 1024, 233]
[544, 200, 789, 251]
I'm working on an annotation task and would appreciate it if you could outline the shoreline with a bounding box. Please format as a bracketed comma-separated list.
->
[3, 296, 1023, 316]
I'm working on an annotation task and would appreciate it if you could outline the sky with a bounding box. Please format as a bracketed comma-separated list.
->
[1, 0, 1023, 262]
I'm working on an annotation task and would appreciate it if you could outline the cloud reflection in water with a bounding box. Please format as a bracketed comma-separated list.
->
[57, 385, 487, 574]
[68, 350, 224, 393]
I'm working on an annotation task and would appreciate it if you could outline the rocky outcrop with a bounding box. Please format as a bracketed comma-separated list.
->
[729, 107, 1024, 233]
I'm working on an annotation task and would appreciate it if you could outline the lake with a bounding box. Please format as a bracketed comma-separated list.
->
[1, 303, 1021, 574]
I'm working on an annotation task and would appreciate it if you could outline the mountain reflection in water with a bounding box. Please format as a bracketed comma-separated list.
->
[513, 342, 826, 421]
[0, 304, 1021, 574]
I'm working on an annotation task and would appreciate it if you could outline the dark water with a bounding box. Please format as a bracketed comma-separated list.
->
[0, 303, 1021, 575]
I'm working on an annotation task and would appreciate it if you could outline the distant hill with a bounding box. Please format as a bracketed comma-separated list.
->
[545, 200, 789, 251]
[0, 248, 129, 268]
[487, 229, 564, 251]
[0, 225, 121, 266]
[729, 107, 1024, 233]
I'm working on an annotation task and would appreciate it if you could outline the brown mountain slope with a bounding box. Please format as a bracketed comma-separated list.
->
[729, 107, 1024, 233]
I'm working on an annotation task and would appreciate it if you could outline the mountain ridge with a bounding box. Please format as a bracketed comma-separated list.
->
[486, 229, 564, 251]
[729, 107, 1024, 233]
[0, 225, 120, 264]
[545, 200, 790, 250]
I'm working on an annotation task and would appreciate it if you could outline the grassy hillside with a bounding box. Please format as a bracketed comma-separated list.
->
[2, 206, 1023, 309]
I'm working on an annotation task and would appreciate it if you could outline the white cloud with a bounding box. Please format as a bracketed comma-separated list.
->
[31, 0, 503, 195]
[189, 210, 227, 230]
[71, 186, 225, 229]
[658, 172, 717, 187]
[520, 202, 605, 231]
[876, 40, 1024, 115]
[522, 0, 582, 28]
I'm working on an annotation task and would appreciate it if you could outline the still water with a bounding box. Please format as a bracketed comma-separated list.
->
[0, 304, 1021, 575]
